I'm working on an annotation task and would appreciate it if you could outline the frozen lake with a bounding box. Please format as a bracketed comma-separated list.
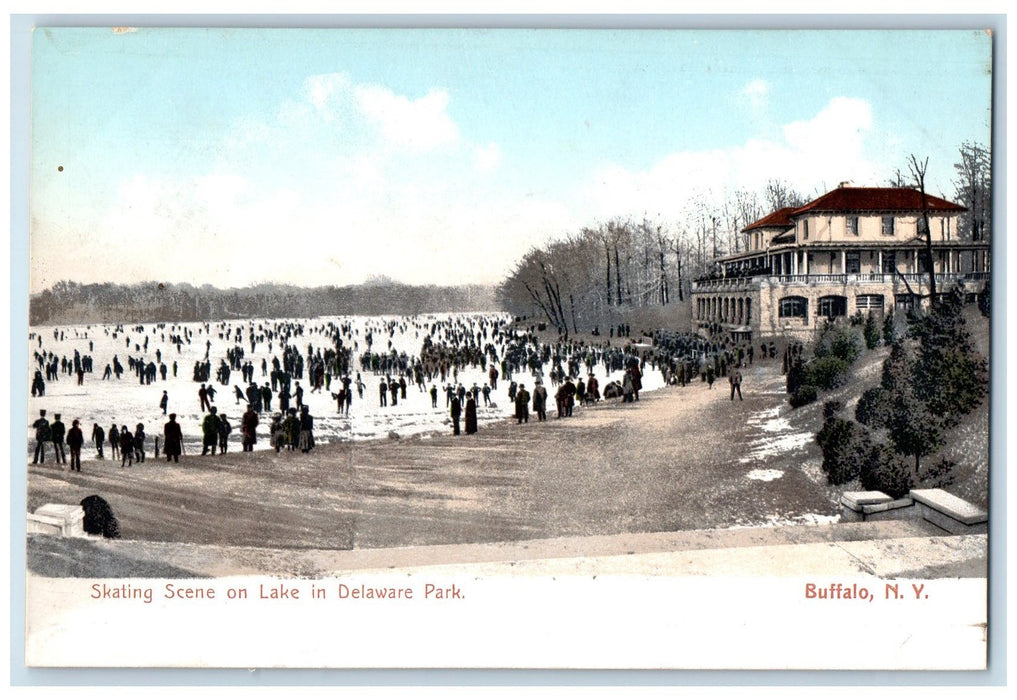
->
[25, 313, 665, 464]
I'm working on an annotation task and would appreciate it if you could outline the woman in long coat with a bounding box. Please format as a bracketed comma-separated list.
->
[163, 414, 183, 463]
[464, 395, 478, 435]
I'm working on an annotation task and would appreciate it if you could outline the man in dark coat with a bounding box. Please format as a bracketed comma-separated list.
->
[450, 395, 462, 435]
[217, 413, 232, 453]
[515, 384, 530, 424]
[532, 381, 548, 421]
[109, 422, 120, 460]
[66, 419, 84, 472]
[50, 413, 67, 464]
[163, 414, 183, 463]
[201, 406, 219, 455]
[91, 422, 105, 459]
[119, 426, 134, 467]
[464, 394, 478, 435]
[31, 409, 50, 464]
[298, 405, 314, 453]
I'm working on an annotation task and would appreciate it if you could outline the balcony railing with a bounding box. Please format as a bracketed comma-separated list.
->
[691, 271, 989, 292]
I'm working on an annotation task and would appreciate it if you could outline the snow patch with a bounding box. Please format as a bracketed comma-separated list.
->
[745, 468, 783, 482]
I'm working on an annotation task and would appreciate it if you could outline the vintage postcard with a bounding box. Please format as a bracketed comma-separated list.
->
[20, 25, 993, 671]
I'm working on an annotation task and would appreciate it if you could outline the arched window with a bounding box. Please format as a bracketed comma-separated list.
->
[779, 296, 808, 318]
[818, 296, 848, 318]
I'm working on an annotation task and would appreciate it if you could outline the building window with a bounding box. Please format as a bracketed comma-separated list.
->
[856, 294, 884, 312]
[845, 252, 861, 274]
[802, 219, 809, 240]
[779, 296, 808, 319]
[847, 216, 859, 236]
[895, 294, 917, 311]
[918, 249, 933, 274]
[882, 252, 897, 274]
[881, 216, 895, 236]
[817, 295, 848, 318]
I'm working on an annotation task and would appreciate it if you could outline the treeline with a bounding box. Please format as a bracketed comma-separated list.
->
[29, 280, 498, 325]
[496, 180, 808, 336]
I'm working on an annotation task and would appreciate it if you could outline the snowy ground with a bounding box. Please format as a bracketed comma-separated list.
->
[25, 313, 665, 464]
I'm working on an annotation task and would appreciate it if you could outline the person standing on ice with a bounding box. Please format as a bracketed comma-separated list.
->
[109, 422, 120, 460]
[450, 394, 462, 435]
[160, 390, 169, 415]
[163, 414, 182, 463]
[133, 423, 146, 463]
[119, 426, 134, 467]
[201, 407, 219, 456]
[198, 384, 210, 412]
[532, 381, 548, 421]
[464, 394, 478, 435]
[217, 412, 232, 453]
[298, 405, 314, 453]
[241, 404, 259, 452]
[515, 384, 530, 424]
[91, 423, 105, 459]
[66, 419, 84, 472]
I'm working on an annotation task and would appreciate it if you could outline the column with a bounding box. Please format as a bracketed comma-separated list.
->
[841, 250, 846, 275]
[878, 250, 883, 277]
[792, 251, 799, 275]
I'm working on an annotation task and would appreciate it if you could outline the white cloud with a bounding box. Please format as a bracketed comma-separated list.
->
[353, 84, 459, 152]
[580, 96, 881, 221]
[783, 96, 872, 156]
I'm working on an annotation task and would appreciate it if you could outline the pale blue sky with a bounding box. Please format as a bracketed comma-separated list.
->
[30, 28, 992, 292]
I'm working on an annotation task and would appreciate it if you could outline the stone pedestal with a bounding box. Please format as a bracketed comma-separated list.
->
[27, 504, 85, 537]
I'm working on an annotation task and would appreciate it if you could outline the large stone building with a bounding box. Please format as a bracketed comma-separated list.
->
[691, 185, 991, 341]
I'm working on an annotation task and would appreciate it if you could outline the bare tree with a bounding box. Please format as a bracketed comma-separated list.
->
[908, 154, 938, 304]
[953, 141, 991, 243]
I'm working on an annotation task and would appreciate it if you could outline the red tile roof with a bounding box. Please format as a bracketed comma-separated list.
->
[792, 187, 965, 215]
[742, 207, 796, 233]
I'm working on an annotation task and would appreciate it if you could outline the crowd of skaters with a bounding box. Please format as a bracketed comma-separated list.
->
[28, 315, 788, 470]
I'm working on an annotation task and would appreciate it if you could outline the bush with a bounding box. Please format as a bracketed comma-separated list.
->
[816, 417, 869, 485]
[786, 353, 807, 396]
[806, 356, 850, 391]
[863, 313, 881, 349]
[919, 458, 957, 490]
[823, 400, 843, 420]
[814, 323, 863, 365]
[855, 386, 890, 427]
[883, 311, 897, 345]
[860, 443, 914, 499]
[789, 384, 817, 408]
